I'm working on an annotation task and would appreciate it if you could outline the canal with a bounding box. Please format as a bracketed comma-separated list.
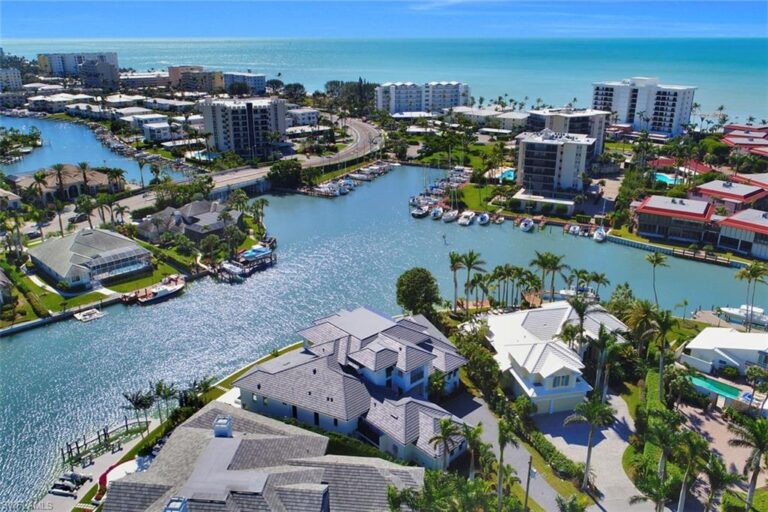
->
[0, 115, 179, 184]
[0, 168, 762, 505]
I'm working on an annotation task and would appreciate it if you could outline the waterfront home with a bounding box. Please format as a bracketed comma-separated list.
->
[201, 98, 287, 159]
[681, 327, 768, 376]
[0, 187, 22, 209]
[235, 306, 467, 469]
[143, 97, 196, 112]
[137, 200, 244, 244]
[104, 94, 145, 108]
[649, 156, 714, 176]
[484, 301, 628, 414]
[27, 93, 95, 113]
[633, 195, 717, 243]
[0, 269, 12, 305]
[143, 122, 172, 142]
[102, 402, 424, 512]
[690, 180, 768, 214]
[8, 164, 124, 204]
[65, 103, 113, 120]
[129, 113, 169, 131]
[223, 71, 267, 95]
[119, 71, 171, 89]
[113, 106, 153, 118]
[717, 209, 768, 259]
[28, 228, 152, 288]
[445, 106, 503, 127]
[0, 67, 22, 91]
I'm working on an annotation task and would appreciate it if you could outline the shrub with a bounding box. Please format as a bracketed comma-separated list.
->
[521, 429, 584, 481]
[575, 214, 591, 224]
[554, 204, 569, 217]
[508, 198, 521, 211]
[540, 203, 553, 214]
[721, 366, 740, 381]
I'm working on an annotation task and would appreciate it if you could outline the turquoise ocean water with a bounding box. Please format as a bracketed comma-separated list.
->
[3, 38, 767, 120]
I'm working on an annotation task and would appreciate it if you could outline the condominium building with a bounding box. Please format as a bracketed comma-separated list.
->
[375, 81, 470, 114]
[200, 97, 287, 159]
[168, 65, 204, 86]
[287, 107, 320, 127]
[0, 68, 22, 91]
[526, 107, 609, 154]
[223, 72, 266, 95]
[119, 71, 171, 89]
[516, 129, 596, 195]
[37, 52, 118, 77]
[143, 122, 172, 142]
[592, 76, 696, 136]
[79, 59, 119, 91]
[179, 70, 224, 93]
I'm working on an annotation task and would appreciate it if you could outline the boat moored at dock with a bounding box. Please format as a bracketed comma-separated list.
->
[519, 218, 535, 232]
[443, 209, 459, 222]
[477, 212, 490, 225]
[430, 206, 444, 220]
[458, 211, 476, 226]
[720, 305, 768, 326]
[73, 308, 105, 322]
[593, 226, 607, 242]
[137, 275, 186, 305]
[411, 206, 429, 218]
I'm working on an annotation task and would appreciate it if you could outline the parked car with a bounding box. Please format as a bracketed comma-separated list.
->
[69, 213, 88, 224]
[25, 230, 41, 239]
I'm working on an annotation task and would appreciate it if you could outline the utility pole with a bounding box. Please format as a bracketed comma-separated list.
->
[523, 455, 534, 512]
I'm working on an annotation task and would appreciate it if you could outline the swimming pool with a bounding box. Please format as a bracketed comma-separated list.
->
[500, 169, 516, 181]
[689, 374, 742, 400]
[655, 172, 682, 185]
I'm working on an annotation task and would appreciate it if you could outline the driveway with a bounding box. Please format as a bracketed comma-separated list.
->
[533, 393, 655, 512]
[443, 392, 561, 511]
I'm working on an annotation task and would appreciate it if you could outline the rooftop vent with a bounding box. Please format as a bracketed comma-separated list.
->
[763, 212, 768, 219]
[213, 415, 233, 438]
[164, 497, 189, 512]
[671, 198, 677, 203]
[723, 181, 733, 188]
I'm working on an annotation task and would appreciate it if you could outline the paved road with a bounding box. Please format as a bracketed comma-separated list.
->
[443, 392, 562, 511]
[533, 392, 656, 512]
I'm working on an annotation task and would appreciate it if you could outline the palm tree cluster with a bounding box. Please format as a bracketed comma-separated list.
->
[735, 261, 768, 332]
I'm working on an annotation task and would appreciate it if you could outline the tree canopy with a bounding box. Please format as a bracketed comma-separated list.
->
[396, 267, 441, 318]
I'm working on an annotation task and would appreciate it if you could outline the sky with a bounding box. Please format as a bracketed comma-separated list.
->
[1, 1, 767, 39]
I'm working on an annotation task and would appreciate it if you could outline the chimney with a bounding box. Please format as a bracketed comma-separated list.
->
[213, 415, 233, 438]
[164, 497, 188, 512]
[173, 210, 182, 226]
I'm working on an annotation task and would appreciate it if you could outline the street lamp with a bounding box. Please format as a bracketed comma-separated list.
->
[523, 455, 537, 512]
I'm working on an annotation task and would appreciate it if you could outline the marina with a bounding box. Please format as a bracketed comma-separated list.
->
[2, 164, 766, 506]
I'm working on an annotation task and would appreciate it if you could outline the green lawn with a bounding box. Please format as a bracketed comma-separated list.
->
[416, 142, 501, 170]
[518, 437, 595, 507]
[0, 291, 39, 327]
[619, 381, 642, 421]
[668, 318, 708, 348]
[107, 262, 178, 293]
[610, 226, 752, 264]
[22, 277, 104, 312]
[722, 487, 768, 512]
[460, 184, 499, 211]
[604, 141, 633, 153]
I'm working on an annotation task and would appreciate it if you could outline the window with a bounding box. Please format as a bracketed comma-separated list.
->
[333, 418, 338, 427]
[553, 375, 569, 388]
[314, 412, 320, 426]
[410, 367, 425, 383]
[262, 396, 268, 406]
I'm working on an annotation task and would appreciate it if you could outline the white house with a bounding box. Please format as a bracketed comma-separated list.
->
[131, 113, 168, 131]
[235, 306, 467, 469]
[484, 301, 628, 414]
[682, 327, 768, 375]
[286, 107, 320, 127]
[143, 122, 172, 142]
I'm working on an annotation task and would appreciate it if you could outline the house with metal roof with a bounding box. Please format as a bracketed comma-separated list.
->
[235, 306, 467, 469]
[28, 228, 151, 288]
[483, 301, 628, 414]
[102, 402, 424, 512]
[681, 327, 768, 377]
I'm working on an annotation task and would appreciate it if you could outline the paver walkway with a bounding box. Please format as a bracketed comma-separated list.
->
[443, 392, 561, 511]
[533, 392, 656, 512]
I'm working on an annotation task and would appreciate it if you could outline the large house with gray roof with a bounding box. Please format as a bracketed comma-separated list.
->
[137, 200, 243, 244]
[484, 300, 628, 414]
[102, 402, 423, 512]
[28, 228, 151, 288]
[235, 306, 468, 469]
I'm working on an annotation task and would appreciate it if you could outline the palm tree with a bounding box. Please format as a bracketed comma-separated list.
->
[567, 296, 591, 354]
[496, 417, 518, 512]
[546, 254, 569, 302]
[75, 195, 95, 229]
[32, 170, 48, 205]
[461, 251, 486, 315]
[676, 429, 708, 512]
[530, 251, 551, 294]
[156, 380, 178, 420]
[51, 163, 66, 201]
[114, 204, 130, 224]
[652, 309, 677, 404]
[645, 252, 668, 307]
[564, 398, 616, 490]
[556, 323, 581, 351]
[53, 200, 65, 236]
[590, 325, 615, 399]
[121, 390, 146, 438]
[429, 417, 461, 470]
[701, 453, 743, 512]
[556, 495, 586, 512]
[629, 472, 675, 512]
[727, 417, 768, 511]
[590, 272, 610, 298]
[736, 262, 768, 332]
[228, 189, 248, 212]
[461, 422, 484, 480]
[137, 158, 147, 189]
[647, 410, 684, 481]
[77, 161, 90, 194]
[601, 340, 624, 403]
[625, 299, 657, 359]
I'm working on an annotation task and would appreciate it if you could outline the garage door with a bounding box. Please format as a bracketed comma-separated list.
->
[548, 396, 584, 414]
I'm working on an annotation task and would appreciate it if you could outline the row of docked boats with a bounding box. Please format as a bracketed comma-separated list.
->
[218, 238, 278, 283]
[565, 223, 607, 242]
[312, 162, 397, 197]
[411, 205, 538, 232]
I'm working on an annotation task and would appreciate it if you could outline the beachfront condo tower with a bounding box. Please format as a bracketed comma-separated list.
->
[376, 81, 470, 114]
[515, 129, 597, 195]
[200, 97, 287, 159]
[592, 76, 696, 136]
[37, 52, 118, 77]
[526, 107, 609, 155]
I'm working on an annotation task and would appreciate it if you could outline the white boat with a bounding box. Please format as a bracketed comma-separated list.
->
[410, 206, 429, 218]
[443, 210, 459, 223]
[519, 218, 535, 232]
[430, 207, 444, 220]
[593, 226, 607, 242]
[477, 212, 491, 225]
[568, 224, 581, 235]
[559, 287, 599, 301]
[494, 216, 505, 225]
[74, 308, 105, 322]
[458, 211, 476, 226]
[138, 276, 186, 305]
[720, 305, 768, 326]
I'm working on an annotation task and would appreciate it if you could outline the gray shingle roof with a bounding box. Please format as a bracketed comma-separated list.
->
[103, 402, 420, 512]
[235, 351, 372, 421]
[314, 307, 396, 340]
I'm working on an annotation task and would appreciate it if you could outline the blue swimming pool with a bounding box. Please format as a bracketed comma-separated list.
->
[655, 172, 681, 185]
[501, 169, 516, 181]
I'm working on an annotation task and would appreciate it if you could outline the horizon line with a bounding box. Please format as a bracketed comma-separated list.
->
[3, 35, 768, 42]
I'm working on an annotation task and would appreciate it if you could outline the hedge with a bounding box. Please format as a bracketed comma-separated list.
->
[0, 260, 49, 318]
[520, 429, 584, 481]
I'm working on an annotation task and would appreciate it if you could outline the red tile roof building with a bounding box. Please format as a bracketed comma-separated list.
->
[717, 209, 768, 259]
[690, 180, 768, 213]
[634, 195, 717, 243]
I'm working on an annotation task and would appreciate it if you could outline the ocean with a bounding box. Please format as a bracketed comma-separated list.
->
[3, 38, 767, 121]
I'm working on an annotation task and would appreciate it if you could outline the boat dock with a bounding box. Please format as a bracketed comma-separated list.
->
[217, 239, 278, 282]
[121, 274, 185, 304]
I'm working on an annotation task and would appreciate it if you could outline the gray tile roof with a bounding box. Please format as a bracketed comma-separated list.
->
[28, 228, 150, 280]
[103, 402, 420, 512]
[365, 396, 464, 458]
[235, 351, 372, 421]
[314, 307, 396, 340]
[297, 322, 351, 345]
[137, 200, 242, 239]
[289, 455, 423, 512]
